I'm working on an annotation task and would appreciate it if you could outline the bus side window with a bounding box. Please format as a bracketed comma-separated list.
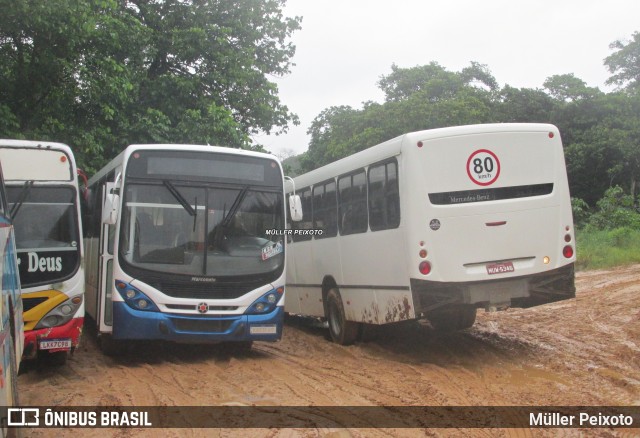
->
[313, 180, 337, 239]
[338, 169, 367, 235]
[386, 162, 400, 228]
[292, 187, 313, 242]
[81, 188, 91, 238]
[368, 159, 400, 231]
[90, 181, 105, 238]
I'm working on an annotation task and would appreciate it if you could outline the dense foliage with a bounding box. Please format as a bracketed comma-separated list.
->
[0, 0, 301, 173]
[1, 1, 638, 229]
[299, 32, 640, 224]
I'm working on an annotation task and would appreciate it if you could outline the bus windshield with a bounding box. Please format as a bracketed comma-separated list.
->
[119, 181, 285, 277]
[7, 185, 81, 287]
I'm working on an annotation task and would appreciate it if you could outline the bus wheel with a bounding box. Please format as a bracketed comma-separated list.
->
[428, 306, 477, 332]
[326, 288, 359, 345]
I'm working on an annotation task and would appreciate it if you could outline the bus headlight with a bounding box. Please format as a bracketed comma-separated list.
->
[246, 287, 284, 315]
[34, 295, 83, 329]
[115, 280, 159, 312]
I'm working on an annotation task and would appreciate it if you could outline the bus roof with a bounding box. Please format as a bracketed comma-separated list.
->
[0, 139, 76, 182]
[0, 139, 73, 154]
[87, 144, 280, 186]
[289, 123, 558, 191]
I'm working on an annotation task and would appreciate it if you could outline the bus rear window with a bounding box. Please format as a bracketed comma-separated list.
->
[428, 183, 554, 205]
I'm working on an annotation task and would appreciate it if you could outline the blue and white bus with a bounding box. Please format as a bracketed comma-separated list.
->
[84, 145, 289, 353]
[0, 159, 24, 426]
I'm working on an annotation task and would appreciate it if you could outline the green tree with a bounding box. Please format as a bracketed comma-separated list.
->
[543, 73, 601, 102]
[0, 0, 301, 173]
[301, 62, 496, 172]
[587, 186, 640, 230]
[555, 91, 640, 205]
[378, 62, 467, 103]
[605, 31, 640, 91]
[496, 86, 556, 123]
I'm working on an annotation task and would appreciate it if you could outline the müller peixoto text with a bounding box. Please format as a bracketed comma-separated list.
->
[530, 412, 634, 427]
[266, 229, 323, 236]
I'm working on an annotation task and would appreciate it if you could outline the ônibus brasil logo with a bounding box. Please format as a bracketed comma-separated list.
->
[467, 149, 500, 186]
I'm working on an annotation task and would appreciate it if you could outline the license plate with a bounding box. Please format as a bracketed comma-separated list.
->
[39, 339, 72, 350]
[249, 325, 277, 335]
[486, 261, 515, 275]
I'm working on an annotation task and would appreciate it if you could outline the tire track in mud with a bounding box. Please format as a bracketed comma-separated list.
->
[256, 335, 391, 406]
[18, 265, 640, 437]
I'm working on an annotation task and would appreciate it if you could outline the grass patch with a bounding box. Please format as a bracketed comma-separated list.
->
[576, 227, 640, 270]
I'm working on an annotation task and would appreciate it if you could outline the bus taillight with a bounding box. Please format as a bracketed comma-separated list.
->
[563, 245, 574, 258]
[419, 261, 431, 275]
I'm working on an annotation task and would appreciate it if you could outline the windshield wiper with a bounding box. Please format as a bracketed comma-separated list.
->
[220, 185, 250, 227]
[210, 185, 250, 250]
[10, 180, 34, 220]
[163, 180, 196, 217]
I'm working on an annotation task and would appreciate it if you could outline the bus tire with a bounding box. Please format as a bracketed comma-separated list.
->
[326, 288, 359, 345]
[428, 306, 477, 332]
[458, 307, 477, 330]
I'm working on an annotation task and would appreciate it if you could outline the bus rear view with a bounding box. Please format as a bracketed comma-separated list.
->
[406, 124, 575, 329]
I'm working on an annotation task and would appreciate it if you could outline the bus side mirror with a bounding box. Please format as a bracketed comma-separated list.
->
[289, 194, 303, 222]
[102, 182, 120, 225]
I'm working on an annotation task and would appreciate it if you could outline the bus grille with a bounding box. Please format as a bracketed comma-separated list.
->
[171, 318, 233, 333]
[148, 282, 258, 299]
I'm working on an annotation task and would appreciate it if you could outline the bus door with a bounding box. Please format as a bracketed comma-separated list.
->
[97, 180, 118, 333]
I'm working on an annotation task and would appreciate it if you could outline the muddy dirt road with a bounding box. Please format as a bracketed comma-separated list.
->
[18, 265, 640, 437]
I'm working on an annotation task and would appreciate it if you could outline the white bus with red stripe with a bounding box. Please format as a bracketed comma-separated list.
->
[0, 140, 84, 365]
[285, 124, 576, 344]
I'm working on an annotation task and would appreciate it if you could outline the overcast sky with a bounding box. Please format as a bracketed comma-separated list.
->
[256, 0, 640, 158]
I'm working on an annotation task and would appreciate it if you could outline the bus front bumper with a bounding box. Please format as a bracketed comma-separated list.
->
[112, 303, 283, 343]
[23, 317, 84, 359]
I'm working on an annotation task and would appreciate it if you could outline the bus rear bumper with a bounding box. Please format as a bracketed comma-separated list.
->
[112, 303, 284, 343]
[410, 264, 576, 314]
[23, 317, 84, 359]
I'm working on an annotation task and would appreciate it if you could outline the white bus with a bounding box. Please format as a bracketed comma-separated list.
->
[84, 145, 289, 353]
[285, 124, 576, 344]
[0, 140, 84, 365]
